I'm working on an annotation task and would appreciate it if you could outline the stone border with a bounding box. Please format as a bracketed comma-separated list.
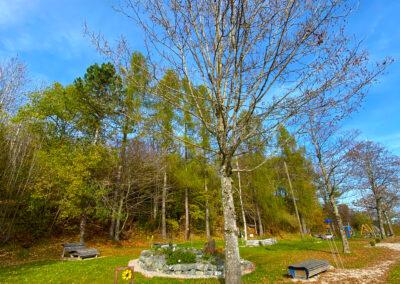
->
[128, 259, 256, 279]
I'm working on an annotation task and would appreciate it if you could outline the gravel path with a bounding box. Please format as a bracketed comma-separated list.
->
[128, 259, 256, 279]
[291, 242, 400, 283]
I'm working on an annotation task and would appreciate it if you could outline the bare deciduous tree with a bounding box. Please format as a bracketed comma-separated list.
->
[107, 1, 388, 282]
[0, 57, 28, 119]
[306, 115, 358, 253]
[349, 141, 400, 239]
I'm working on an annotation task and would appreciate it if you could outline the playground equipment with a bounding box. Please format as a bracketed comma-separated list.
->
[360, 224, 375, 237]
[371, 225, 382, 237]
[323, 219, 344, 269]
[247, 224, 256, 239]
[324, 218, 336, 236]
[343, 224, 354, 238]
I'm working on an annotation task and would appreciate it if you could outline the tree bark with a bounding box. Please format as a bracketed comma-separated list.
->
[376, 198, 386, 239]
[110, 164, 123, 241]
[93, 127, 99, 146]
[284, 161, 304, 238]
[384, 211, 395, 237]
[329, 194, 351, 253]
[114, 192, 124, 242]
[300, 214, 308, 235]
[256, 202, 264, 238]
[205, 181, 211, 239]
[220, 164, 241, 284]
[153, 181, 158, 221]
[185, 187, 190, 241]
[236, 160, 247, 241]
[162, 168, 167, 239]
[109, 203, 116, 239]
[79, 213, 87, 243]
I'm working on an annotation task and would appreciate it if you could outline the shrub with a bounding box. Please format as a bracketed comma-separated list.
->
[375, 238, 381, 243]
[370, 240, 376, 247]
[162, 247, 173, 257]
[202, 253, 214, 260]
[216, 247, 224, 254]
[166, 249, 196, 265]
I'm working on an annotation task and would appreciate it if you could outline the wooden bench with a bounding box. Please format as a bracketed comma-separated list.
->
[288, 259, 330, 279]
[61, 243, 99, 260]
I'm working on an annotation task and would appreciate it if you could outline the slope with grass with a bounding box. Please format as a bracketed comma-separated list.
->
[0, 237, 398, 283]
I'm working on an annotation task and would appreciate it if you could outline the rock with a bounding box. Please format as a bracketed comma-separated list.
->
[196, 263, 205, 270]
[186, 263, 196, 270]
[140, 250, 152, 257]
[180, 264, 189, 271]
[137, 248, 253, 277]
[215, 258, 224, 266]
[204, 238, 217, 256]
[246, 238, 277, 247]
[144, 258, 153, 267]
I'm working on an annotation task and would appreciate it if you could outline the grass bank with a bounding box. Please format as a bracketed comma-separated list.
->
[0, 237, 396, 283]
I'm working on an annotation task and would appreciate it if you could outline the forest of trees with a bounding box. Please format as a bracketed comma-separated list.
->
[1, 1, 400, 283]
[0, 53, 398, 249]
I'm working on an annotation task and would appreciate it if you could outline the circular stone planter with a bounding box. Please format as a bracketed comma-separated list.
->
[129, 247, 255, 279]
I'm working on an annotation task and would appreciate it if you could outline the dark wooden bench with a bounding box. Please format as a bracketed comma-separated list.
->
[61, 243, 99, 259]
[288, 259, 330, 279]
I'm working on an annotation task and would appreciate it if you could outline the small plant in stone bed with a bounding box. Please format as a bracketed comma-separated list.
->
[166, 249, 196, 265]
[370, 240, 376, 246]
[375, 238, 381, 243]
[202, 253, 214, 260]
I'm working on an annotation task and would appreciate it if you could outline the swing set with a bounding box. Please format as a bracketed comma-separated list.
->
[360, 224, 375, 237]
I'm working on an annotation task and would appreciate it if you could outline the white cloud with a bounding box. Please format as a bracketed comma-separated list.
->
[0, 0, 41, 26]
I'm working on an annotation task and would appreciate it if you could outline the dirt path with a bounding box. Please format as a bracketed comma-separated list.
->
[292, 242, 400, 284]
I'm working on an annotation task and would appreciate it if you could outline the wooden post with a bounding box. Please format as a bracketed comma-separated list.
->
[284, 161, 304, 238]
[114, 266, 134, 284]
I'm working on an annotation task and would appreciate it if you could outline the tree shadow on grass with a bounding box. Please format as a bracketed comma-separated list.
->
[262, 241, 333, 254]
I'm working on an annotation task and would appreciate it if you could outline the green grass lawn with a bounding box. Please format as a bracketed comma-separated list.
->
[388, 264, 400, 284]
[0, 238, 393, 283]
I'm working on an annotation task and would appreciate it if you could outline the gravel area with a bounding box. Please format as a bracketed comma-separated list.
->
[375, 242, 400, 251]
[291, 242, 400, 283]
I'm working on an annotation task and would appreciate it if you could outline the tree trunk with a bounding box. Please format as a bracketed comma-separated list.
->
[300, 214, 308, 235]
[253, 216, 258, 236]
[162, 168, 167, 239]
[256, 203, 264, 238]
[185, 187, 190, 241]
[384, 211, 395, 237]
[376, 199, 386, 239]
[284, 161, 304, 238]
[205, 181, 211, 239]
[79, 213, 87, 243]
[153, 181, 158, 221]
[310, 133, 350, 253]
[236, 160, 247, 241]
[109, 210, 116, 239]
[114, 193, 124, 242]
[220, 165, 241, 284]
[184, 129, 190, 241]
[329, 194, 350, 253]
[93, 127, 99, 146]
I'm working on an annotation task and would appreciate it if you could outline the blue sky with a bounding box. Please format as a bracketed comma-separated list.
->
[1, 0, 399, 155]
